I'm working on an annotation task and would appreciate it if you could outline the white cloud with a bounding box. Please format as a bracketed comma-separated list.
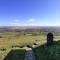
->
[9, 18, 60, 26]
[14, 20, 20, 22]
[9, 18, 36, 26]
[28, 18, 35, 22]
[10, 19, 21, 26]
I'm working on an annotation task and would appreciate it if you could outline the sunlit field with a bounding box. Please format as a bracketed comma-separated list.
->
[0, 31, 60, 60]
[0, 32, 45, 60]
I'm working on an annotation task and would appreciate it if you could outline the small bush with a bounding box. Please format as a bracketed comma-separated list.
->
[0, 48, 7, 51]
[0, 36, 2, 38]
[11, 45, 24, 48]
[20, 46, 24, 48]
[33, 43, 37, 45]
[26, 45, 32, 48]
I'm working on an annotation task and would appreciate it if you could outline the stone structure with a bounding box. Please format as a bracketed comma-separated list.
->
[47, 33, 53, 45]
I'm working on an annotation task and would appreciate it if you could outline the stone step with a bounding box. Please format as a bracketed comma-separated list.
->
[25, 47, 35, 60]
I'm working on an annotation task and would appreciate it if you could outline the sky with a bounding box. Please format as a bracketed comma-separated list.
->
[0, 0, 60, 26]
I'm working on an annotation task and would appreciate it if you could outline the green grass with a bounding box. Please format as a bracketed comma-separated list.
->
[0, 32, 46, 60]
[0, 32, 60, 60]
[33, 41, 60, 60]
[4, 49, 26, 60]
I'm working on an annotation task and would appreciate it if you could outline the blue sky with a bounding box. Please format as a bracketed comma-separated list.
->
[0, 0, 60, 26]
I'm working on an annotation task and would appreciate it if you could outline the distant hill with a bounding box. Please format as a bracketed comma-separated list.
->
[0, 26, 60, 33]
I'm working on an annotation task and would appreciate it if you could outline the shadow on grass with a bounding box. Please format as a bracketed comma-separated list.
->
[33, 40, 60, 60]
[4, 49, 26, 60]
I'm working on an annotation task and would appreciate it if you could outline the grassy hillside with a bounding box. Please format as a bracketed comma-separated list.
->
[0, 30, 59, 60]
[4, 49, 25, 60]
[33, 41, 60, 60]
[0, 32, 46, 60]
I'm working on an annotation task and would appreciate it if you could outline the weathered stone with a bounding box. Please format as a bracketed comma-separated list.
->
[47, 33, 53, 45]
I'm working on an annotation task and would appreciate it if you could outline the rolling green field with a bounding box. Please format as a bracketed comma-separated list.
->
[0, 31, 60, 60]
[0, 32, 46, 60]
[33, 40, 60, 60]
